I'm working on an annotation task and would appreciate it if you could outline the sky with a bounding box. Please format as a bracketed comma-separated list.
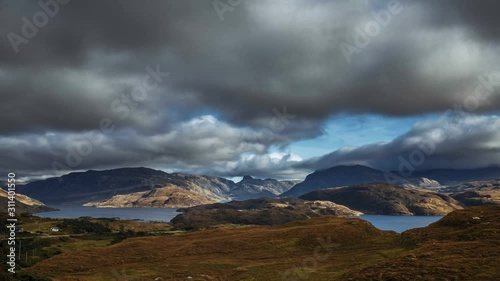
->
[1, 0, 500, 181]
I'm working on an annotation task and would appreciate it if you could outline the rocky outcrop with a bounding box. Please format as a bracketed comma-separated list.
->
[441, 179, 500, 193]
[0, 188, 56, 213]
[450, 190, 500, 207]
[171, 197, 362, 228]
[299, 183, 463, 215]
[83, 185, 218, 208]
[230, 176, 300, 200]
[398, 177, 442, 190]
[439, 180, 500, 207]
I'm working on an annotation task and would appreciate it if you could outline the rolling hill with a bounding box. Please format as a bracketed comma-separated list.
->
[0, 189, 56, 214]
[299, 183, 463, 215]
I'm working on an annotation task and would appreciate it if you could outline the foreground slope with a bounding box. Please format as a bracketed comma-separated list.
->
[441, 179, 500, 193]
[299, 183, 462, 215]
[340, 206, 500, 280]
[26, 206, 500, 280]
[28, 216, 401, 281]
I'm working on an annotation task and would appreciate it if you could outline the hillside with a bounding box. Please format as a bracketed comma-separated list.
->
[171, 197, 362, 229]
[25, 206, 500, 280]
[450, 190, 500, 207]
[230, 176, 301, 200]
[0, 189, 56, 214]
[27, 215, 400, 280]
[413, 167, 500, 185]
[440, 180, 500, 207]
[299, 183, 462, 215]
[282, 165, 387, 197]
[83, 184, 218, 208]
[20, 168, 297, 207]
[340, 206, 500, 280]
[441, 179, 500, 193]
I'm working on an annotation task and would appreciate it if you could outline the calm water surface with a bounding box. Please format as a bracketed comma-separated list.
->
[35, 205, 179, 222]
[36, 206, 442, 232]
[360, 215, 443, 233]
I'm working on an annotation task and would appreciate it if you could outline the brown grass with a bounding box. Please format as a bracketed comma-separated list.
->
[339, 206, 500, 280]
[28, 217, 403, 280]
[26, 207, 500, 281]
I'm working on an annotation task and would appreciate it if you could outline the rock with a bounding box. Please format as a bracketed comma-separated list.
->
[83, 185, 217, 208]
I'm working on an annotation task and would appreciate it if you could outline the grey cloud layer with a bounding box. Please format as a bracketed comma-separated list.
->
[2, 0, 500, 131]
[0, 116, 292, 178]
[1, 0, 500, 177]
[303, 115, 500, 172]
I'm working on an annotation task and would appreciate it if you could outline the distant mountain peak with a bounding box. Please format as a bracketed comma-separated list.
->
[241, 175, 254, 181]
[317, 164, 378, 172]
[283, 164, 500, 198]
[21, 168, 297, 206]
[284, 165, 388, 197]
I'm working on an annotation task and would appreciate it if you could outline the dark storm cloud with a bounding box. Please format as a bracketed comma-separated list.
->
[417, 0, 500, 41]
[1, 0, 500, 177]
[2, 0, 500, 131]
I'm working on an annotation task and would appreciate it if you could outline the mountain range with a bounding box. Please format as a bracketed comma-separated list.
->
[19, 167, 300, 207]
[282, 165, 500, 197]
[16, 164, 500, 211]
